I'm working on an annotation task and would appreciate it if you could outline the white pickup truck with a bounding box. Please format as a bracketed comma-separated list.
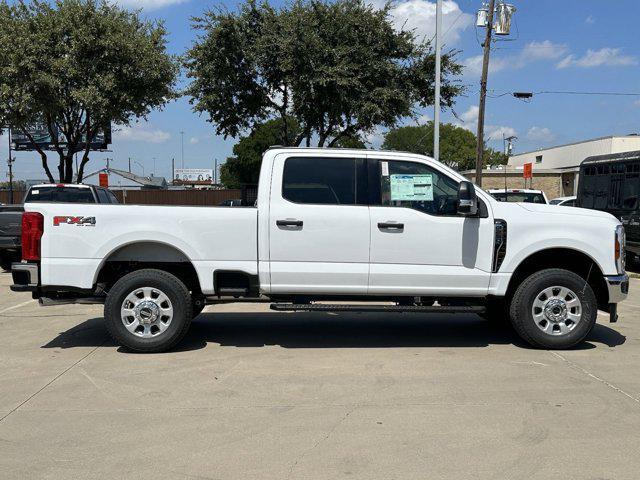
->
[11, 148, 629, 352]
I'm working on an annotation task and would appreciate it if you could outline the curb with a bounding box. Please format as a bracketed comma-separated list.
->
[628, 272, 640, 279]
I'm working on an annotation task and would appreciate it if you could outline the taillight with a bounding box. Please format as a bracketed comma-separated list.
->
[22, 212, 44, 261]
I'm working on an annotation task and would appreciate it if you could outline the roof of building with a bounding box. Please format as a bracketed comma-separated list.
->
[510, 134, 640, 157]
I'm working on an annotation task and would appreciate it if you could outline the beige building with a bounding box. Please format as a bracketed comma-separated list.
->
[463, 134, 640, 200]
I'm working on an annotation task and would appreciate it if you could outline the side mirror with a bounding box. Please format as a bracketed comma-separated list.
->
[457, 181, 478, 216]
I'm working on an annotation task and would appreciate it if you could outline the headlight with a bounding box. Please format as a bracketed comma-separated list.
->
[615, 224, 626, 274]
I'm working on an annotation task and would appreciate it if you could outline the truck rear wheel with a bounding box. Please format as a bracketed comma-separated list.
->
[509, 268, 597, 349]
[104, 269, 193, 353]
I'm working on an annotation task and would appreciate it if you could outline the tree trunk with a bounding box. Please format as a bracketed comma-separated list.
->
[77, 151, 91, 184]
[19, 126, 54, 183]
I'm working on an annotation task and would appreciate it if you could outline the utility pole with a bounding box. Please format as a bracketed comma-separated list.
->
[180, 131, 185, 169]
[433, 0, 442, 162]
[214, 158, 218, 184]
[7, 127, 14, 204]
[474, 0, 496, 187]
[128, 157, 131, 173]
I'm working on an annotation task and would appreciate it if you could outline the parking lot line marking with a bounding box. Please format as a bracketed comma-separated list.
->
[550, 351, 640, 406]
[0, 341, 105, 425]
[0, 299, 35, 315]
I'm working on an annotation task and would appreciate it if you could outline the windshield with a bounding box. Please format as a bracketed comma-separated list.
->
[491, 192, 547, 204]
[25, 187, 95, 203]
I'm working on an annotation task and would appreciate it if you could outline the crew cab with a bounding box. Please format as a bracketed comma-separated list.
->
[12, 148, 629, 352]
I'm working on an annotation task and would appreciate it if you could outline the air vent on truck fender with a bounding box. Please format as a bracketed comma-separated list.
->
[492, 219, 507, 273]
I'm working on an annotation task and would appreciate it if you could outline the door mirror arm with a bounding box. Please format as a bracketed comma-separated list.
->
[457, 181, 479, 216]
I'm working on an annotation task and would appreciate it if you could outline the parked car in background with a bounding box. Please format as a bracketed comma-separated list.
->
[577, 150, 640, 265]
[549, 196, 577, 207]
[0, 184, 119, 271]
[487, 189, 549, 204]
[13, 148, 628, 353]
[218, 199, 244, 207]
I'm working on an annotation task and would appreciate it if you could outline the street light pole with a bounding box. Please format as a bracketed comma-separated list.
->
[433, 0, 442, 162]
[7, 127, 14, 204]
[474, 0, 496, 187]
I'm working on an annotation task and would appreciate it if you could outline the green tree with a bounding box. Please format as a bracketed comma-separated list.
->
[0, 0, 178, 183]
[383, 122, 507, 171]
[186, 0, 462, 149]
[221, 117, 301, 188]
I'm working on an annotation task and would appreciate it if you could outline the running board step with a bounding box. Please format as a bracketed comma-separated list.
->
[270, 303, 485, 314]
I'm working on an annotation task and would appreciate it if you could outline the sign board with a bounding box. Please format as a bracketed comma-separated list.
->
[523, 163, 532, 179]
[99, 173, 109, 188]
[11, 123, 112, 151]
[173, 168, 213, 185]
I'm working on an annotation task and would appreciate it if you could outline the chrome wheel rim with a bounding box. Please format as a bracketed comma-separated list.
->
[121, 287, 173, 338]
[532, 286, 582, 336]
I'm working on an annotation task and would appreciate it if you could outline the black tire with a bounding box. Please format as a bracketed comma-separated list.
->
[104, 269, 193, 353]
[509, 268, 597, 349]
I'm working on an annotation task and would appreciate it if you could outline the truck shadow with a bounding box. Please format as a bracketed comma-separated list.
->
[41, 312, 626, 352]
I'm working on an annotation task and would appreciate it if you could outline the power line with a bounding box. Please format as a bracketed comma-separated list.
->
[487, 90, 640, 99]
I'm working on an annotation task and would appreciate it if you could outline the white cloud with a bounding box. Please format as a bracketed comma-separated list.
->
[557, 48, 638, 69]
[520, 40, 569, 61]
[585, 15, 595, 25]
[414, 113, 432, 125]
[462, 55, 508, 76]
[526, 126, 555, 142]
[363, 126, 386, 147]
[113, 0, 188, 10]
[114, 123, 171, 144]
[486, 125, 517, 141]
[463, 40, 567, 76]
[376, 0, 473, 45]
[454, 105, 516, 141]
[189, 137, 199, 145]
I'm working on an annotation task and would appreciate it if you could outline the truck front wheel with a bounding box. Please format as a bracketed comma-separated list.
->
[509, 268, 597, 349]
[104, 269, 193, 353]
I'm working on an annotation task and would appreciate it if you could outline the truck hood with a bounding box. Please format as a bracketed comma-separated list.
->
[517, 203, 618, 221]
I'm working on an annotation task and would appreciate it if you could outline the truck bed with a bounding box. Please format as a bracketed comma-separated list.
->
[26, 203, 259, 294]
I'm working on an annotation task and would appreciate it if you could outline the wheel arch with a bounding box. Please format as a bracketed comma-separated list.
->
[506, 247, 609, 311]
[94, 241, 202, 295]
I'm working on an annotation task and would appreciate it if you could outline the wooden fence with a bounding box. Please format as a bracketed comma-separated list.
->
[0, 189, 242, 206]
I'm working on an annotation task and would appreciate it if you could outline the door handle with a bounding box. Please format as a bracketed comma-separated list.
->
[276, 219, 303, 227]
[378, 222, 404, 231]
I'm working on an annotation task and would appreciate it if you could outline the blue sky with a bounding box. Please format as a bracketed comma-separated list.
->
[3, 0, 640, 182]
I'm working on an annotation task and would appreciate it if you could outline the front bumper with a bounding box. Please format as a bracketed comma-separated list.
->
[10, 263, 39, 292]
[605, 274, 629, 304]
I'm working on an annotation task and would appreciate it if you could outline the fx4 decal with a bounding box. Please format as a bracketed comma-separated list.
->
[53, 216, 96, 227]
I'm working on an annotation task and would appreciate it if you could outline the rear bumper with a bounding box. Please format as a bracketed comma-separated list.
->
[605, 274, 629, 304]
[10, 263, 39, 292]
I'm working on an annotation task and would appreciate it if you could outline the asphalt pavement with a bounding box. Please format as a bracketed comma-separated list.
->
[0, 271, 639, 479]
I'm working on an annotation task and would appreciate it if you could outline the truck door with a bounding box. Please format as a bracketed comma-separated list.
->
[367, 156, 493, 296]
[268, 153, 370, 294]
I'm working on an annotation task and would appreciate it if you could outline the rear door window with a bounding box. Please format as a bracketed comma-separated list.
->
[282, 157, 367, 205]
[25, 187, 96, 203]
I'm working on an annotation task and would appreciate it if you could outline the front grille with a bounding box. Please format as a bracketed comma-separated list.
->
[492, 219, 508, 273]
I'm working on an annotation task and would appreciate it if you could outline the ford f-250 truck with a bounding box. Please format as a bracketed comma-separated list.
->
[11, 148, 629, 352]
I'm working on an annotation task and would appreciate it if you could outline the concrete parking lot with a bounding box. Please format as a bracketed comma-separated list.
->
[0, 272, 639, 480]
